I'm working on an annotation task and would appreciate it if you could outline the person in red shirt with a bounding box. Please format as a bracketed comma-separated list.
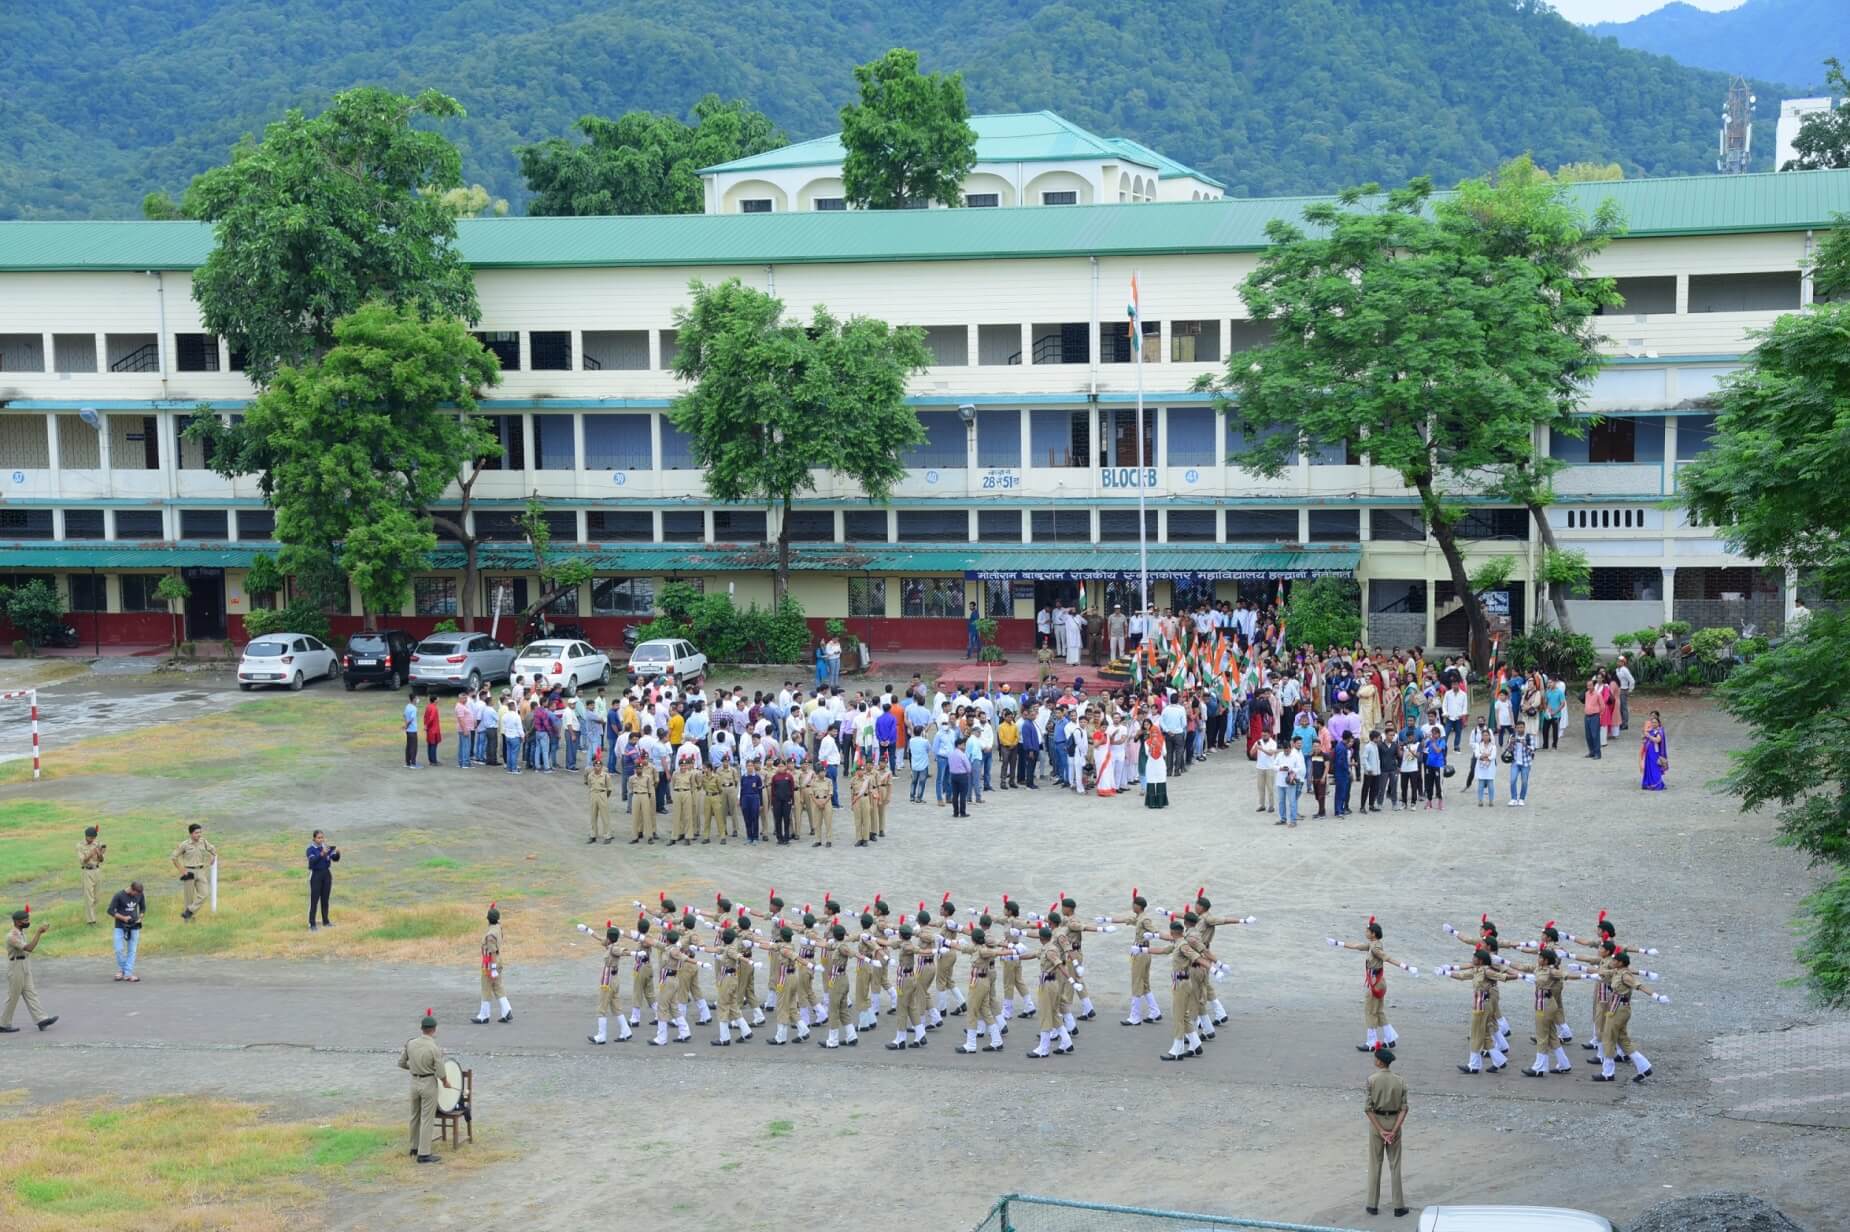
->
[422, 696, 443, 766]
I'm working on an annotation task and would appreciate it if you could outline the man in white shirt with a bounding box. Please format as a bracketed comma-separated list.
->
[1442, 680, 1471, 751]
[1255, 735, 1277, 814]
[1035, 606, 1053, 650]
[1274, 736, 1306, 825]
[1615, 656, 1635, 731]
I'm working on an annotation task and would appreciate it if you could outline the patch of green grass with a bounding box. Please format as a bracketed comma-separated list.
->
[359, 910, 466, 943]
[420, 857, 462, 870]
[83, 1111, 122, 1132]
[719, 1161, 741, 1172]
[766, 1120, 794, 1138]
[12, 1176, 136, 1214]
[308, 1127, 395, 1167]
[0, 800, 69, 831]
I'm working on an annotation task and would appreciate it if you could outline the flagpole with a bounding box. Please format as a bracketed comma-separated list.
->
[1133, 271, 1149, 622]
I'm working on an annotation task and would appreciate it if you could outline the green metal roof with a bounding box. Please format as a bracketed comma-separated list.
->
[699, 111, 1153, 175]
[0, 541, 1356, 577]
[4, 170, 1843, 274]
[1102, 136, 1227, 189]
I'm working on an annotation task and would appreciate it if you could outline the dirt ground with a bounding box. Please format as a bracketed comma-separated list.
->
[2, 667, 1845, 1231]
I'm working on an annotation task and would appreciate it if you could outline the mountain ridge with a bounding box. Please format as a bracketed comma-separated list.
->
[1588, 0, 1837, 91]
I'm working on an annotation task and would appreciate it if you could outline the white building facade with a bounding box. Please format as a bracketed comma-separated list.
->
[0, 169, 1842, 651]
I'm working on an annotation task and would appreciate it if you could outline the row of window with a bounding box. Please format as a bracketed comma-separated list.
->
[740, 190, 1071, 214]
[0, 508, 274, 541]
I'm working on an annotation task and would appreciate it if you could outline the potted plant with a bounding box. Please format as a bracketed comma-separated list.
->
[975, 617, 1006, 663]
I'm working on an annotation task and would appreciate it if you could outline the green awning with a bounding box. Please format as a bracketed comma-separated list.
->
[0, 543, 268, 568]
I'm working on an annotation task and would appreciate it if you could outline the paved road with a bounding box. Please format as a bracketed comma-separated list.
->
[0, 672, 243, 764]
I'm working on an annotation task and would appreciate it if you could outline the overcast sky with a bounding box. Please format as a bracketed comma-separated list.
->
[1549, 0, 1744, 22]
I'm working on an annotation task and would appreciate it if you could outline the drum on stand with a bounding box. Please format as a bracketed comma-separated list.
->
[437, 1059, 465, 1113]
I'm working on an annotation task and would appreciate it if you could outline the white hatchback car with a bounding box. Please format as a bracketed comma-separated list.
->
[513, 639, 611, 691]
[1419, 1207, 1612, 1232]
[238, 633, 339, 691]
[626, 638, 706, 684]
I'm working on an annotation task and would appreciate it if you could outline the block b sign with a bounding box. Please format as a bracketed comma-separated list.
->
[1100, 466, 1160, 490]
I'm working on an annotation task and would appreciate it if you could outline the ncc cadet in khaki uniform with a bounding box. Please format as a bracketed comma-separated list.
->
[1363, 1047, 1409, 1217]
[700, 763, 725, 844]
[169, 823, 216, 921]
[629, 756, 658, 843]
[1591, 950, 1666, 1084]
[794, 765, 816, 837]
[818, 920, 858, 1049]
[946, 926, 1012, 1053]
[872, 762, 892, 839]
[628, 916, 657, 1030]
[1334, 917, 1411, 1053]
[867, 897, 896, 1017]
[885, 923, 930, 1050]
[717, 758, 742, 839]
[583, 756, 614, 844]
[1440, 948, 1515, 1073]
[398, 1010, 451, 1164]
[765, 925, 808, 1046]
[1024, 926, 1080, 1058]
[77, 827, 105, 925]
[473, 904, 512, 1024]
[1106, 891, 1161, 1026]
[1189, 892, 1254, 1026]
[850, 765, 874, 846]
[998, 897, 1034, 1021]
[851, 910, 886, 1034]
[1509, 947, 1594, 1076]
[933, 897, 966, 1020]
[0, 906, 56, 1033]
[733, 906, 767, 1027]
[1145, 918, 1208, 1061]
[1057, 896, 1106, 1025]
[702, 924, 752, 1045]
[587, 922, 634, 1044]
[806, 769, 834, 847]
[647, 926, 692, 1046]
[670, 757, 700, 844]
[791, 912, 824, 1034]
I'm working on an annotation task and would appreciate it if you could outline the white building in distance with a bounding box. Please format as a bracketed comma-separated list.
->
[1776, 96, 1842, 169]
[699, 111, 1226, 213]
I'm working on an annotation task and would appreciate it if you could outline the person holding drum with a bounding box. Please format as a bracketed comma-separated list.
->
[399, 1009, 453, 1163]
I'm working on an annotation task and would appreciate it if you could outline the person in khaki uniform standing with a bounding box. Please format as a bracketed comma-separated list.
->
[398, 1010, 451, 1163]
[670, 758, 698, 844]
[169, 823, 216, 922]
[795, 764, 816, 837]
[1364, 1046, 1409, 1217]
[473, 904, 512, 1024]
[1106, 891, 1160, 1026]
[77, 827, 106, 925]
[628, 916, 656, 1031]
[872, 761, 891, 839]
[700, 764, 725, 844]
[807, 769, 834, 847]
[1145, 918, 1207, 1061]
[0, 907, 56, 1033]
[998, 898, 1034, 1022]
[583, 755, 614, 844]
[850, 765, 873, 846]
[629, 758, 658, 843]
[587, 922, 634, 1044]
[717, 758, 742, 839]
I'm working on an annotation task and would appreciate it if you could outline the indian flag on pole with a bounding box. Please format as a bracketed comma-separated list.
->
[1127, 273, 1141, 341]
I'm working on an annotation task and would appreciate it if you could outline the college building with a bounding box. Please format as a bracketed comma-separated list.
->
[0, 166, 1844, 653]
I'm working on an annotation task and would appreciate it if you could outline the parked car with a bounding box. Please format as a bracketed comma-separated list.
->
[1418, 1206, 1612, 1232]
[238, 633, 339, 691]
[341, 630, 417, 690]
[626, 638, 706, 684]
[513, 639, 611, 691]
[408, 633, 515, 692]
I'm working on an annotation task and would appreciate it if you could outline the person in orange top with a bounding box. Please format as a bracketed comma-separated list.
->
[421, 695, 443, 766]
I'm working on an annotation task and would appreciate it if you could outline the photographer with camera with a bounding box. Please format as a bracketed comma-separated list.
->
[306, 830, 340, 931]
[169, 824, 216, 922]
[109, 881, 146, 982]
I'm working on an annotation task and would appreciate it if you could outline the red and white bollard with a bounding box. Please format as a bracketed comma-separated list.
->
[0, 688, 40, 779]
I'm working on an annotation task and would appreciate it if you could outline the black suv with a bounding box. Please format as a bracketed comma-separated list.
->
[342, 630, 416, 689]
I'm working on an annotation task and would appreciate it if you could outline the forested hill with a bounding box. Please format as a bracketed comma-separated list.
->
[1589, 0, 1838, 94]
[1, 0, 1789, 220]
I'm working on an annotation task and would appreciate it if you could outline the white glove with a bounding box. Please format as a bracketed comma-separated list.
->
[1242, 916, 1257, 925]
[1071, 982, 1084, 993]
[575, 923, 593, 934]
[1406, 965, 1419, 976]
[1093, 915, 1109, 924]
[1494, 955, 1510, 965]
[1100, 925, 1118, 933]
[1443, 922, 1458, 935]
[1326, 937, 1340, 948]
[1129, 946, 1147, 955]
[1653, 992, 1670, 1004]
[1645, 970, 1660, 981]
[1643, 947, 1660, 956]
[1436, 964, 1453, 976]
[753, 960, 765, 970]
[1521, 973, 1536, 983]
[1074, 964, 1086, 977]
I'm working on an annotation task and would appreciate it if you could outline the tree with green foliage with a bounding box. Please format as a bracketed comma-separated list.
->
[188, 302, 502, 629]
[1549, 161, 1624, 182]
[519, 96, 784, 217]
[839, 48, 977, 209]
[1680, 218, 1850, 1005]
[243, 554, 284, 606]
[4, 580, 67, 651]
[182, 87, 479, 385]
[516, 497, 595, 637]
[669, 278, 928, 604]
[1200, 173, 1615, 669]
[1442, 156, 1622, 636]
[1782, 58, 1850, 170]
[141, 190, 190, 220]
[427, 183, 509, 217]
[153, 574, 191, 651]
[1281, 578, 1362, 650]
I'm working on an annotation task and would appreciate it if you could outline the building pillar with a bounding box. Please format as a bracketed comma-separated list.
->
[1663, 417, 1679, 494]
[1660, 565, 1677, 627]
[1785, 566, 1799, 624]
[519, 413, 535, 478]
[1674, 274, 1689, 316]
[1424, 575, 1438, 649]
[45, 415, 61, 498]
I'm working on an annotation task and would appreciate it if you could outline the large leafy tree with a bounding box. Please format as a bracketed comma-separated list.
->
[189, 303, 501, 627]
[518, 96, 784, 217]
[1680, 233, 1850, 1004]
[183, 87, 480, 385]
[1782, 58, 1850, 170]
[1442, 156, 1623, 633]
[839, 48, 977, 209]
[669, 278, 929, 602]
[1201, 176, 1612, 669]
